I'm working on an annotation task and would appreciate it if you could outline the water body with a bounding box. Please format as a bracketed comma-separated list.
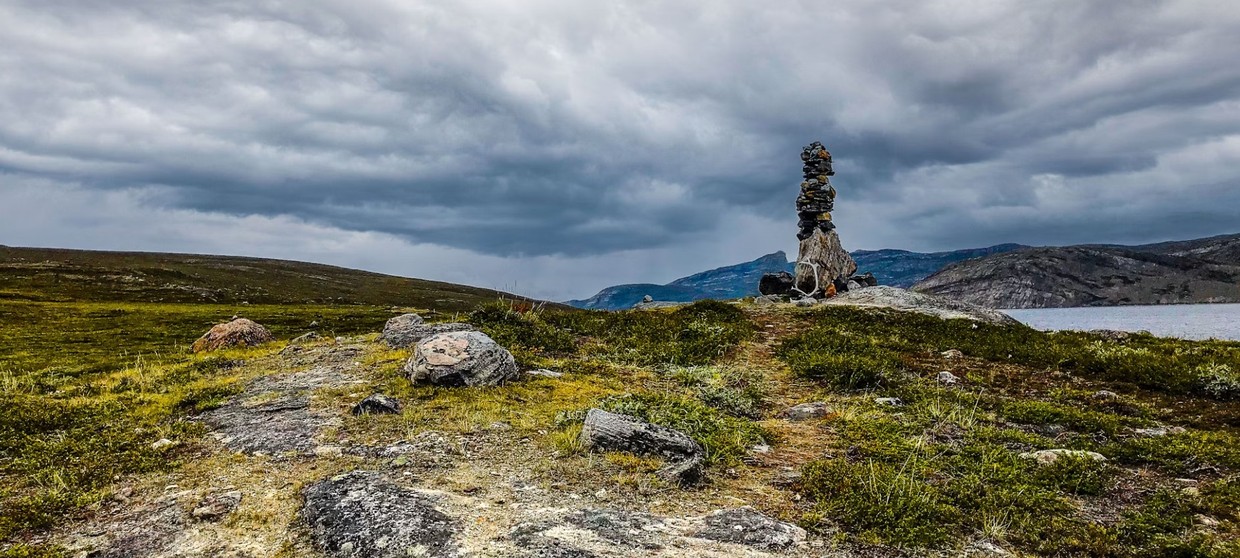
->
[1005, 304, 1240, 342]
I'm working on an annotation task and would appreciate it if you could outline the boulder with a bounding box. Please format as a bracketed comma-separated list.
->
[793, 228, 857, 296]
[784, 402, 831, 421]
[192, 318, 274, 352]
[352, 394, 403, 416]
[758, 271, 795, 296]
[937, 371, 960, 385]
[404, 331, 518, 386]
[301, 471, 460, 558]
[579, 409, 705, 485]
[380, 314, 475, 349]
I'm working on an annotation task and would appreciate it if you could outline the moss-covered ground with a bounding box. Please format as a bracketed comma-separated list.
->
[2, 298, 1238, 557]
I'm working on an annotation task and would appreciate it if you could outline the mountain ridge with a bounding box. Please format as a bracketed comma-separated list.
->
[913, 233, 1240, 308]
[567, 244, 1025, 310]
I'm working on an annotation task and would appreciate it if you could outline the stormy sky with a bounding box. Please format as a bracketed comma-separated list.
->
[2, 1, 1239, 300]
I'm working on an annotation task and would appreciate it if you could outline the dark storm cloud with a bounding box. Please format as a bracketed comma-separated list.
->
[2, 0, 1240, 258]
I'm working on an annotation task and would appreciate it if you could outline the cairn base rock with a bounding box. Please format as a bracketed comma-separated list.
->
[794, 228, 856, 296]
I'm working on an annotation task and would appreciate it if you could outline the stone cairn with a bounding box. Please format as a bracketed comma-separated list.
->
[796, 141, 837, 241]
[759, 141, 874, 299]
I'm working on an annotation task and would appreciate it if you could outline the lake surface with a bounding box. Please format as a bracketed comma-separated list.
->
[1005, 304, 1240, 341]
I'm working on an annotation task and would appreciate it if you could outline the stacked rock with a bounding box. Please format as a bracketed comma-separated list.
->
[796, 141, 837, 241]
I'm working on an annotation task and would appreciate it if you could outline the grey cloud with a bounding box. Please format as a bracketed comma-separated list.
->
[1, 0, 1239, 263]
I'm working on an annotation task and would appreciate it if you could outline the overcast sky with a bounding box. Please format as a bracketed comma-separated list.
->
[2, 1, 1239, 300]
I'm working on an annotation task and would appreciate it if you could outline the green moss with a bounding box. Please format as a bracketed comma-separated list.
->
[545, 300, 754, 367]
[775, 331, 902, 389]
[665, 365, 769, 419]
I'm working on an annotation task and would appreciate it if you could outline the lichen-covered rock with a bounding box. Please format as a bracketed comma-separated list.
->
[301, 471, 461, 558]
[404, 331, 518, 386]
[689, 507, 806, 550]
[784, 402, 830, 421]
[1019, 449, 1107, 465]
[380, 314, 475, 348]
[191, 490, 242, 521]
[192, 318, 273, 352]
[579, 409, 704, 485]
[351, 394, 403, 416]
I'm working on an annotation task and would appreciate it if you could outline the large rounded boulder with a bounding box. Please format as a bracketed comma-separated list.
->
[192, 318, 274, 353]
[380, 313, 475, 349]
[404, 331, 518, 386]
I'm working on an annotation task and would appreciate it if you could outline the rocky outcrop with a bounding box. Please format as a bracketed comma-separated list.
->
[822, 286, 1019, 326]
[690, 507, 807, 550]
[913, 235, 1240, 308]
[191, 318, 273, 352]
[379, 313, 475, 348]
[579, 409, 705, 485]
[198, 344, 363, 454]
[511, 506, 804, 556]
[301, 471, 461, 558]
[404, 331, 519, 386]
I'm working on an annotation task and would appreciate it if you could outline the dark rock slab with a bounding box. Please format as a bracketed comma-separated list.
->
[301, 471, 461, 558]
[758, 271, 795, 296]
[351, 393, 403, 416]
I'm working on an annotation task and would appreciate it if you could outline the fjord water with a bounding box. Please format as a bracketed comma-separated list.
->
[1005, 303, 1240, 341]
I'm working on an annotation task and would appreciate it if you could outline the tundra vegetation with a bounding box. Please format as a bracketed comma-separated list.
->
[1, 296, 1238, 557]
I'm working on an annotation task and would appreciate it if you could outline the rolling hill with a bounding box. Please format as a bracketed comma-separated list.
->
[0, 245, 541, 312]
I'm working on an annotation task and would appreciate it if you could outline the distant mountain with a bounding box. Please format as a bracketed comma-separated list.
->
[913, 234, 1240, 308]
[566, 252, 792, 310]
[566, 244, 1024, 310]
[852, 244, 1025, 288]
[0, 246, 545, 312]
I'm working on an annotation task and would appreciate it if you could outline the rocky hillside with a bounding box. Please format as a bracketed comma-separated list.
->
[568, 245, 1023, 310]
[851, 244, 1024, 287]
[0, 245, 541, 312]
[914, 234, 1240, 308]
